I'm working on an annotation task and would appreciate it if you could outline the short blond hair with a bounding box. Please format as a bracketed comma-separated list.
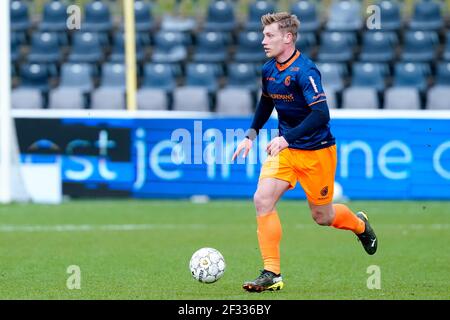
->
[261, 12, 300, 42]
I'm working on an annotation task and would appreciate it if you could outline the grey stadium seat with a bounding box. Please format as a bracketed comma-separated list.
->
[323, 87, 337, 109]
[48, 88, 84, 109]
[91, 88, 125, 109]
[342, 87, 379, 109]
[384, 87, 421, 109]
[11, 88, 43, 109]
[172, 87, 209, 112]
[137, 88, 168, 110]
[216, 88, 253, 115]
[426, 86, 450, 109]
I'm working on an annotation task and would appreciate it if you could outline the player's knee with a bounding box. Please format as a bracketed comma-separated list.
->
[253, 191, 274, 214]
[311, 209, 333, 226]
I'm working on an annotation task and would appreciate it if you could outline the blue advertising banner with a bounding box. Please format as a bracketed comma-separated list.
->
[15, 115, 450, 200]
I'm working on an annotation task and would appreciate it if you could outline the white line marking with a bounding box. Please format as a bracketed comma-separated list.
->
[0, 224, 207, 233]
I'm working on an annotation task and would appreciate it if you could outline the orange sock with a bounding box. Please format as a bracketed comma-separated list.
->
[257, 211, 282, 275]
[331, 204, 365, 234]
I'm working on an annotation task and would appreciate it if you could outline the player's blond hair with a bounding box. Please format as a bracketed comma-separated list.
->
[261, 12, 300, 42]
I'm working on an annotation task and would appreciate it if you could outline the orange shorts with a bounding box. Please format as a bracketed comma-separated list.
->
[259, 145, 337, 205]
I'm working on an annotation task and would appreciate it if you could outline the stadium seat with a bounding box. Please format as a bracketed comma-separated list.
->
[378, 0, 402, 31]
[393, 62, 430, 91]
[151, 31, 188, 64]
[59, 63, 94, 93]
[359, 31, 397, 62]
[290, 0, 320, 32]
[185, 63, 218, 93]
[99, 63, 126, 89]
[318, 32, 355, 63]
[316, 63, 346, 91]
[216, 88, 254, 115]
[11, 88, 43, 109]
[295, 32, 317, 57]
[226, 63, 258, 92]
[426, 86, 450, 109]
[204, 0, 237, 32]
[141, 63, 177, 92]
[10, 0, 31, 32]
[48, 88, 85, 109]
[384, 87, 421, 109]
[443, 32, 450, 61]
[124, 0, 155, 32]
[342, 87, 380, 109]
[323, 87, 337, 109]
[234, 31, 266, 63]
[137, 88, 169, 110]
[409, 0, 443, 31]
[11, 32, 20, 63]
[193, 32, 228, 63]
[68, 32, 104, 63]
[91, 88, 125, 109]
[109, 33, 145, 63]
[83, 0, 113, 32]
[28, 32, 62, 64]
[39, 0, 68, 32]
[19, 63, 51, 92]
[172, 87, 210, 112]
[326, 0, 362, 31]
[435, 62, 450, 86]
[351, 62, 388, 91]
[401, 31, 438, 62]
[245, 0, 276, 31]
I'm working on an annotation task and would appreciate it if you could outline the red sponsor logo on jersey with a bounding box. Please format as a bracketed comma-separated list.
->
[266, 77, 275, 81]
[284, 76, 291, 86]
[290, 67, 299, 72]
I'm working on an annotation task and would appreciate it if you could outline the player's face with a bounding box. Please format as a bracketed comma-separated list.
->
[262, 23, 290, 58]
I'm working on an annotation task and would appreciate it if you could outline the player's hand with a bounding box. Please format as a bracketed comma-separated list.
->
[232, 138, 253, 161]
[266, 136, 289, 157]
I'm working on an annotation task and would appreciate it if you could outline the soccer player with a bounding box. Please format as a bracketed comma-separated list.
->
[231, 12, 378, 293]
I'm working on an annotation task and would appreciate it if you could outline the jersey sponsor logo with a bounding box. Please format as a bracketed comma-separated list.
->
[309, 76, 319, 93]
[320, 186, 329, 197]
[266, 77, 276, 81]
[269, 93, 295, 102]
[284, 76, 291, 86]
[290, 67, 299, 72]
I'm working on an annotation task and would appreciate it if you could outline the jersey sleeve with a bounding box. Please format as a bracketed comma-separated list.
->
[297, 67, 327, 107]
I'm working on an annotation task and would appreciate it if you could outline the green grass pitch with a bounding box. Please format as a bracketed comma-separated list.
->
[0, 200, 449, 299]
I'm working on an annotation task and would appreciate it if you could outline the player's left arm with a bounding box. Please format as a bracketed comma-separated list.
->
[282, 67, 330, 145]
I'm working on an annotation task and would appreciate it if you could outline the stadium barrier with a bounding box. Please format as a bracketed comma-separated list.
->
[12, 109, 450, 200]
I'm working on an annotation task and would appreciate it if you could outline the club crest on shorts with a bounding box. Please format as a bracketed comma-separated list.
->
[320, 186, 329, 197]
[284, 76, 291, 86]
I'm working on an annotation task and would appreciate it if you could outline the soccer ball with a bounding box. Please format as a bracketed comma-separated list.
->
[189, 247, 226, 283]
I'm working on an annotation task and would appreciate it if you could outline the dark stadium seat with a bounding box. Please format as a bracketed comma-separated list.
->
[151, 31, 188, 64]
[11, 32, 20, 63]
[109, 33, 145, 63]
[39, 0, 68, 32]
[409, 0, 443, 31]
[359, 31, 397, 62]
[295, 32, 317, 57]
[68, 32, 104, 63]
[393, 62, 430, 91]
[326, 0, 362, 31]
[28, 32, 62, 64]
[59, 63, 94, 93]
[216, 88, 254, 115]
[19, 63, 51, 92]
[141, 63, 177, 92]
[290, 0, 320, 32]
[129, 0, 155, 32]
[316, 63, 346, 91]
[435, 62, 450, 86]
[193, 32, 228, 63]
[378, 0, 402, 31]
[99, 63, 126, 89]
[317, 32, 355, 63]
[83, 0, 113, 32]
[226, 63, 258, 92]
[443, 32, 450, 61]
[185, 63, 218, 93]
[384, 88, 421, 109]
[204, 0, 237, 32]
[351, 62, 388, 91]
[426, 86, 450, 109]
[234, 31, 266, 63]
[10, 0, 31, 32]
[342, 87, 380, 109]
[401, 31, 438, 62]
[245, 0, 277, 31]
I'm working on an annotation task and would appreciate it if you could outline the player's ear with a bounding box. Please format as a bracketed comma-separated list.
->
[284, 32, 293, 44]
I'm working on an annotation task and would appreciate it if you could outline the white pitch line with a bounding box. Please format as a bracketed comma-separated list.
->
[294, 224, 450, 230]
[0, 224, 207, 233]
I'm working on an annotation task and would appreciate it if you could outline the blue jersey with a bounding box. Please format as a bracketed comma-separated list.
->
[261, 51, 335, 150]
